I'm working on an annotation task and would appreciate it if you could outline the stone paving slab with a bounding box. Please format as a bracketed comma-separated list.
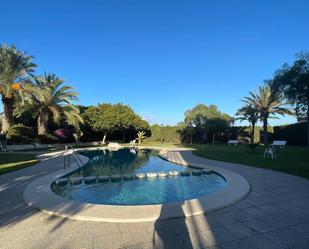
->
[0, 149, 309, 249]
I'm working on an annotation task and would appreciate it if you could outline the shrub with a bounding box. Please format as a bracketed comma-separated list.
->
[54, 128, 75, 143]
[227, 126, 261, 144]
[6, 124, 35, 144]
[37, 134, 59, 144]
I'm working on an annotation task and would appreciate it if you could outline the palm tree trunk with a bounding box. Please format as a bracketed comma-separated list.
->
[1, 96, 15, 132]
[37, 114, 48, 135]
[263, 117, 268, 146]
[251, 122, 256, 145]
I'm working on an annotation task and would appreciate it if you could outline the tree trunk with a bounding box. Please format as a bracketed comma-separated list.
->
[263, 117, 268, 146]
[251, 122, 256, 145]
[1, 96, 15, 132]
[102, 134, 107, 145]
[212, 133, 215, 144]
[37, 114, 48, 135]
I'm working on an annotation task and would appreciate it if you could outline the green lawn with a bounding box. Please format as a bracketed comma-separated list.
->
[188, 144, 309, 179]
[0, 153, 39, 175]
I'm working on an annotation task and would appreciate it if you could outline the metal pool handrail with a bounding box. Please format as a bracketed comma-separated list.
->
[63, 145, 83, 169]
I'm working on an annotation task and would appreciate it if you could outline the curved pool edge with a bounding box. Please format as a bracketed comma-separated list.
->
[23, 148, 250, 222]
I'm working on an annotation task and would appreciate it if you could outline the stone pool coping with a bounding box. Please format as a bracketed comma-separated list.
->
[23, 147, 250, 222]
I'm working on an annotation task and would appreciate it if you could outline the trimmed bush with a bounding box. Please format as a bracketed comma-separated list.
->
[6, 124, 35, 144]
[273, 122, 308, 146]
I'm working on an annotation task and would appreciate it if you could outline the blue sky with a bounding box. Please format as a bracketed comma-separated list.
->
[1, 0, 308, 126]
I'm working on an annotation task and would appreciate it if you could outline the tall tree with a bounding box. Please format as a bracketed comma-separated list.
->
[270, 51, 309, 147]
[17, 73, 83, 135]
[236, 105, 260, 144]
[183, 104, 232, 143]
[0, 44, 36, 132]
[244, 86, 293, 145]
[84, 103, 150, 142]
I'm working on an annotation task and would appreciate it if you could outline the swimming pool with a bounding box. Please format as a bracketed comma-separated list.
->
[52, 148, 226, 205]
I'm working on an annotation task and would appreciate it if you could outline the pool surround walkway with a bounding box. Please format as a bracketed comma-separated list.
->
[23, 148, 250, 222]
[1, 146, 309, 249]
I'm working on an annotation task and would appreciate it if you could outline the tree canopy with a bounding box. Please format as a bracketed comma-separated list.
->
[270, 51, 309, 146]
[16, 73, 83, 135]
[84, 103, 150, 141]
[0, 44, 36, 131]
[271, 51, 309, 122]
[236, 104, 259, 144]
[182, 104, 232, 143]
[243, 85, 292, 145]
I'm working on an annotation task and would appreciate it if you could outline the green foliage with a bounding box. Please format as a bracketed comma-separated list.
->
[0, 44, 36, 132]
[37, 134, 58, 144]
[228, 126, 261, 144]
[273, 122, 308, 146]
[271, 51, 309, 122]
[148, 124, 181, 143]
[243, 85, 293, 145]
[136, 131, 146, 144]
[83, 103, 150, 142]
[6, 124, 35, 144]
[270, 51, 309, 147]
[16, 73, 83, 135]
[0, 44, 36, 98]
[236, 104, 259, 144]
[181, 104, 232, 143]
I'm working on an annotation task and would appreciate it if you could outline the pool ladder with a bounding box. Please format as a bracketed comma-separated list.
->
[63, 146, 83, 169]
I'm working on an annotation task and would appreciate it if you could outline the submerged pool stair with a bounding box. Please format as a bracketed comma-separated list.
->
[55, 168, 213, 186]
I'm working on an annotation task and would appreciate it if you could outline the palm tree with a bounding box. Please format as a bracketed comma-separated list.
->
[236, 105, 259, 144]
[244, 85, 293, 145]
[0, 44, 36, 132]
[18, 73, 83, 135]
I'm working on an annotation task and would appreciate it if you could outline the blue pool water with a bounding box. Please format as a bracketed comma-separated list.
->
[52, 148, 226, 205]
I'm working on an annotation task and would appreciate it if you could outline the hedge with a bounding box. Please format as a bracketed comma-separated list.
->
[273, 122, 308, 146]
[148, 125, 181, 143]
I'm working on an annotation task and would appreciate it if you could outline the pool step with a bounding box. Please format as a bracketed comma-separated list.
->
[123, 174, 134, 180]
[84, 176, 96, 184]
[56, 178, 68, 186]
[56, 169, 213, 186]
[98, 176, 109, 183]
[180, 171, 190, 177]
[70, 177, 82, 185]
[192, 170, 202, 176]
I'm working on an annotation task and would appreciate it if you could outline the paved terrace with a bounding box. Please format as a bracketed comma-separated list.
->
[1, 150, 309, 249]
